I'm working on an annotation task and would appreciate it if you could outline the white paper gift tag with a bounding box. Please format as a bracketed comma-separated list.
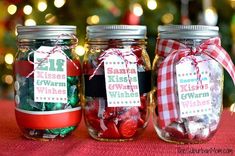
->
[34, 46, 67, 103]
[104, 49, 141, 107]
[176, 56, 212, 118]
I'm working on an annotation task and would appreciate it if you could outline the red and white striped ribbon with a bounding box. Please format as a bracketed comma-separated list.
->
[156, 37, 235, 128]
[89, 48, 138, 91]
[26, 34, 79, 78]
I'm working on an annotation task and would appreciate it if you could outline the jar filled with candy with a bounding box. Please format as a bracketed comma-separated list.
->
[15, 26, 82, 141]
[83, 25, 151, 141]
[152, 25, 235, 144]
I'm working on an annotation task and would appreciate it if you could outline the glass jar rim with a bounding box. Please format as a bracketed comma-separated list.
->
[158, 25, 219, 39]
[86, 25, 147, 39]
[17, 25, 76, 40]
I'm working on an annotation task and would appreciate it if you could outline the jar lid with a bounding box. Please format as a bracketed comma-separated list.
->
[17, 25, 76, 39]
[86, 25, 147, 39]
[158, 25, 219, 39]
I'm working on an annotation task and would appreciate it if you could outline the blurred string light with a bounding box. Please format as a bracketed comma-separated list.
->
[147, 0, 157, 10]
[4, 75, 14, 85]
[75, 45, 85, 56]
[23, 5, 33, 15]
[231, 0, 235, 8]
[54, 0, 66, 8]
[15, 24, 22, 36]
[230, 103, 235, 112]
[25, 19, 36, 26]
[4, 53, 14, 65]
[45, 13, 57, 24]
[161, 13, 174, 24]
[132, 3, 143, 16]
[15, 28, 18, 36]
[204, 7, 218, 25]
[7, 4, 17, 15]
[87, 15, 100, 25]
[38, 0, 47, 12]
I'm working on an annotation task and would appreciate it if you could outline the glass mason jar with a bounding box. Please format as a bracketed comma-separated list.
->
[15, 26, 82, 141]
[152, 25, 228, 144]
[83, 25, 151, 141]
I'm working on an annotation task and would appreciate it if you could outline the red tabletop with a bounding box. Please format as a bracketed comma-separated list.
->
[0, 100, 234, 156]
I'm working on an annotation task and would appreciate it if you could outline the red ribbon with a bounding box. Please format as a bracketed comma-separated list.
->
[14, 60, 81, 77]
[156, 37, 235, 128]
[15, 107, 82, 129]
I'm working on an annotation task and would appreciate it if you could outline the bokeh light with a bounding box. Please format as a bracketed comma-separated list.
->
[25, 19, 36, 26]
[87, 15, 100, 25]
[75, 45, 85, 56]
[23, 5, 33, 15]
[147, 0, 157, 10]
[230, 0, 235, 9]
[7, 4, 17, 15]
[4, 53, 14, 65]
[54, 0, 66, 8]
[45, 13, 57, 24]
[204, 7, 218, 26]
[133, 3, 143, 16]
[4, 75, 13, 85]
[161, 13, 174, 24]
[230, 103, 235, 112]
[38, 0, 47, 12]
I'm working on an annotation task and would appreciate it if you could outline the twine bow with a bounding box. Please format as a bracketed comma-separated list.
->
[156, 37, 235, 128]
[89, 48, 138, 92]
[26, 34, 79, 78]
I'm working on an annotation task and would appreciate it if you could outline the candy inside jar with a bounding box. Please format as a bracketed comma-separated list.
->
[84, 95, 148, 140]
[152, 25, 235, 144]
[83, 25, 151, 141]
[15, 26, 82, 141]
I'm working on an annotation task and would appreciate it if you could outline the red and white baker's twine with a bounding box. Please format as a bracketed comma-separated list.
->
[26, 34, 79, 78]
[89, 48, 139, 92]
[156, 37, 235, 128]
